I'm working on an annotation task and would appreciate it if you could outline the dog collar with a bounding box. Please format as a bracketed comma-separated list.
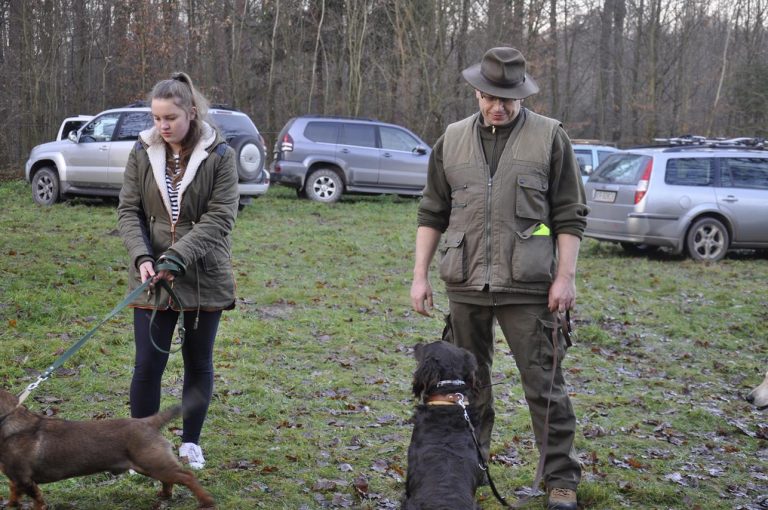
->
[426, 393, 469, 406]
[436, 379, 466, 388]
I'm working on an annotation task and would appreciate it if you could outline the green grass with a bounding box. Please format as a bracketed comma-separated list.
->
[0, 180, 766, 509]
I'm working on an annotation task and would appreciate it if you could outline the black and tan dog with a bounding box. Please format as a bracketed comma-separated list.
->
[403, 341, 483, 510]
[0, 389, 215, 509]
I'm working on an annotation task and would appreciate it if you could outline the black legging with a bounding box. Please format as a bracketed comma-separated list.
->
[130, 308, 220, 444]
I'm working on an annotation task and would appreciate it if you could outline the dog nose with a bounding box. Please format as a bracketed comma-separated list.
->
[746, 393, 754, 403]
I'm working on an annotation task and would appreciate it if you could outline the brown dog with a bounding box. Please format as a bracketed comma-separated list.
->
[0, 389, 215, 509]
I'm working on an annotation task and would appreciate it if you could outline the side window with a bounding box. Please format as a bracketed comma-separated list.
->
[665, 158, 713, 186]
[380, 126, 420, 152]
[339, 123, 376, 148]
[114, 112, 153, 141]
[79, 113, 121, 143]
[574, 150, 594, 175]
[720, 158, 768, 190]
[304, 122, 339, 144]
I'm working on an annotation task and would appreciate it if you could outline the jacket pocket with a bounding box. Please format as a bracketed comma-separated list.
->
[438, 231, 467, 284]
[201, 245, 232, 273]
[516, 174, 548, 221]
[512, 223, 554, 282]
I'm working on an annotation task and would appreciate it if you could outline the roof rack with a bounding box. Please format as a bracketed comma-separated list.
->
[652, 135, 765, 149]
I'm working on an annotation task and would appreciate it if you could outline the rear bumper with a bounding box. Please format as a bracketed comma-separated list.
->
[269, 160, 305, 188]
[585, 215, 683, 251]
[238, 172, 270, 197]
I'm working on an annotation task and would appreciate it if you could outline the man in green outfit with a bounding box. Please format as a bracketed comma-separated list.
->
[410, 47, 587, 510]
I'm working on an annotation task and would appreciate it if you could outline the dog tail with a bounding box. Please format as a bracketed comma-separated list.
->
[148, 405, 182, 429]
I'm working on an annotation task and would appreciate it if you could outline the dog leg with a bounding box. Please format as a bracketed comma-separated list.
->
[7, 480, 21, 507]
[25, 483, 47, 510]
[160, 470, 215, 509]
[158, 481, 174, 499]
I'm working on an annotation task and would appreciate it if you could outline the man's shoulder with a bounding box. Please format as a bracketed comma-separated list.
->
[524, 109, 562, 127]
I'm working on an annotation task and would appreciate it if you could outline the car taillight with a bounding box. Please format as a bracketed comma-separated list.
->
[634, 160, 653, 204]
[280, 133, 294, 152]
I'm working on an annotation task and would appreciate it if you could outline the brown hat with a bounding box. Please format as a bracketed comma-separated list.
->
[462, 47, 539, 99]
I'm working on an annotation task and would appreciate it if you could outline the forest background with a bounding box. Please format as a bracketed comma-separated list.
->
[2, 0, 767, 172]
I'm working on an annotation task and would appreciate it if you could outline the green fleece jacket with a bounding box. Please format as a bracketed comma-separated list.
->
[117, 122, 238, 310]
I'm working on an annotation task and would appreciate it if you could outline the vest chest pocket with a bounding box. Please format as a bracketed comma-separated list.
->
[516, 175, 549, 221]
[438, 231, 467, 284]
[512, 223, 554, 282]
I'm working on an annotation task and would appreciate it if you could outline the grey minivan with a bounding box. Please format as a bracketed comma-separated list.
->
[584, 145, 768, 261]
[270, 115, 431, 203]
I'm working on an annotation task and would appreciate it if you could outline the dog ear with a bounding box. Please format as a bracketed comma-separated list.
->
[412, 356, 441, 399]
[413, 343, 425, 361]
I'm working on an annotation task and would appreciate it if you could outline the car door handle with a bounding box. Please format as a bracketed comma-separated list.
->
[382, 153, 392, 158]
[99, 145, 109, 151]
[340, 148, 350, 154]
[721, 195, 738, 202]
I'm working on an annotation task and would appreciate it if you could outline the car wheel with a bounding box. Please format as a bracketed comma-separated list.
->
[686, 217, 729, 262]
[229, 135, 265, 182]
[31, 166, 61, 206]
[305, 168, 343, 203]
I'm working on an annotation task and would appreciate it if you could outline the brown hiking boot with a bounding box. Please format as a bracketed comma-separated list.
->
[547, 487, 577, 510]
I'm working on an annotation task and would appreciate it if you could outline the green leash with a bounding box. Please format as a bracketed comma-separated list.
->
[18, 268, 185, 405]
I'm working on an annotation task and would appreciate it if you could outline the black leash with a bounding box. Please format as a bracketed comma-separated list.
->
[18, 264, 185, 405]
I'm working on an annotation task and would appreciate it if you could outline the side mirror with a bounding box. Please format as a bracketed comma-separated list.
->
[413, 145, 427, 155]
[68, 131, 78, 143]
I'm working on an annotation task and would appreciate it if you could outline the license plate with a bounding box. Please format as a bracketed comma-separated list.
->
[593, 190, 616, 203]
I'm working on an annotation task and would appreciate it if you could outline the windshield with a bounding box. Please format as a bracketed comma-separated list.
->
[590, 154, 651, 184]
[210, 113, 258, 141]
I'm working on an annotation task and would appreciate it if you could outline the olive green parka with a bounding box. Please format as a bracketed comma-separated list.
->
[117, 122, 238, 311]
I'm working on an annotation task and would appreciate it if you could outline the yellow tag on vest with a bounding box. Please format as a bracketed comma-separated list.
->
[532, 223, 551, 236]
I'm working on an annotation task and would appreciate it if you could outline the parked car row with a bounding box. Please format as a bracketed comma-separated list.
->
[25, 105, 269, 209]
[25, 110, 768, 262]
[583, 141, 768, 261]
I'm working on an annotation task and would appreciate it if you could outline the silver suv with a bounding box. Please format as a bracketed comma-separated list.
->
[584, 142, 768, 261]
[25, 105, 269, 208]
[270, 115, 431, 203]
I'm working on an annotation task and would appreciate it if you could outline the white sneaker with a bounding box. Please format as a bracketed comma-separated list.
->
[179, 442, 206, 470]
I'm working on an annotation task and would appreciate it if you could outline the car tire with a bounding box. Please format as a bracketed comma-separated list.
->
[31, 166, 61, 206]
[305, 168, 343, 203]
[229, 135, 265, 182]
[686, 217, 729, 262]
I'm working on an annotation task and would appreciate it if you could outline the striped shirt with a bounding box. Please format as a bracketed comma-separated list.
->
[165, 153, 182, 223]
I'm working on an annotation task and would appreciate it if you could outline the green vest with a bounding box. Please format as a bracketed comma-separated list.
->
[438, 110, 560, 295]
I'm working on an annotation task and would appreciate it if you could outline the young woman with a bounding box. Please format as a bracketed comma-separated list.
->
[117, 72, 238, 469]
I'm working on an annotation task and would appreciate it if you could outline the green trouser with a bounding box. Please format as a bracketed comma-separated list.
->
[447, 300, 581, 490]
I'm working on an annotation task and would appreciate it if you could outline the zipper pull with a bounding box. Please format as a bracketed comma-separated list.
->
[492, 125, 496, 134]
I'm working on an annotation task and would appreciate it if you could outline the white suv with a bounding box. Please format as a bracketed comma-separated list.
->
[25, 105, 269, 208]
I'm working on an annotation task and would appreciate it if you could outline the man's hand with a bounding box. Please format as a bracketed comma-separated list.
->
[410, 276, 434, 317]
[548, 274, 576, 313]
